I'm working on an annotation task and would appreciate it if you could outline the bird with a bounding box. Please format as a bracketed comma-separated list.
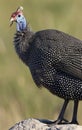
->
[10, 6, 82, 125]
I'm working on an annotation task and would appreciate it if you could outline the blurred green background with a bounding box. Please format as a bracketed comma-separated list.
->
[0, 0, 82, 129]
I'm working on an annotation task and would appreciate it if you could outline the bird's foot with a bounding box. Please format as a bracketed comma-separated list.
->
[47, 118, 70, 127]
[53, 118, 69, 124]
[70, 120, 79, 125]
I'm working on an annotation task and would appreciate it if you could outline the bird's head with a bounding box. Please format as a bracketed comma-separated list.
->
[10, 6, 27, 32]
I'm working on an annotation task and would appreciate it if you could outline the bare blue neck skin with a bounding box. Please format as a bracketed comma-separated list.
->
[16, 14, 27, 31]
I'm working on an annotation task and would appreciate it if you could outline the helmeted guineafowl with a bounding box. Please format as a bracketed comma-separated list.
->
[10, 6, 82, 124]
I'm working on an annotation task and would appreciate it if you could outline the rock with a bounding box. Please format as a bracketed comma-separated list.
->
[9, 118, 82, 130]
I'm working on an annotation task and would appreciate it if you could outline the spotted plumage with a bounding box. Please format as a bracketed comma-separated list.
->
[10, 7, 82, 124]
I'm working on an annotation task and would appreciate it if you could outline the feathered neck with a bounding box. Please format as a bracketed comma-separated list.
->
[14, 25, 34, 64]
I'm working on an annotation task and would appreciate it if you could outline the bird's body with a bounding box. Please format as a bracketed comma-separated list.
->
[10, 7, 82, 124]
[14, 29, 82, 100]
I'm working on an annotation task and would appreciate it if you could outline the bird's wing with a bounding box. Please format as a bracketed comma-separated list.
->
[35, 29, 82, 80]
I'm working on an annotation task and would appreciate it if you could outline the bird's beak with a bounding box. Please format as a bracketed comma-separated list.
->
[10, 17, 14, 27]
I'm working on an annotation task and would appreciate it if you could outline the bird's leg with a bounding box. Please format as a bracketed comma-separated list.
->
[71, 100, 79, 124]
[53, 99, 69, 124]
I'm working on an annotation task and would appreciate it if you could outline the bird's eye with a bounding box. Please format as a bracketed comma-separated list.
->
[18, 14, 21, 17]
